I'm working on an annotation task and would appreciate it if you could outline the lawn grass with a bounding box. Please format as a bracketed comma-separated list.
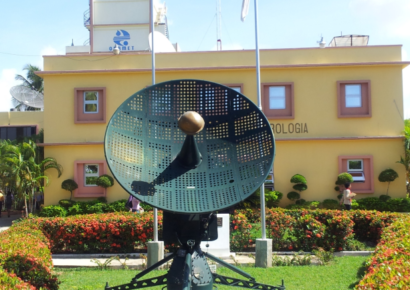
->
[57, 256, 368, 290]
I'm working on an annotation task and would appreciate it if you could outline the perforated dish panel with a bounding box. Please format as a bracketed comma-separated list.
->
[105, 80, 275, 213]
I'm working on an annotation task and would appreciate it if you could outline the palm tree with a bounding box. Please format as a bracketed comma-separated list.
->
[0, 141, 62, 216]
[13, 64, 43, 111]
[15, 64, 43, 93]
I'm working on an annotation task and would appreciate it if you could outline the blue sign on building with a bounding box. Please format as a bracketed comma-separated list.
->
[109, 30, 134, 51]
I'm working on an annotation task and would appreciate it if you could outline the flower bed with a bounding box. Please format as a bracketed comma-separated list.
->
[0, 222, 59, 289]
[31, 212, 162, 253]
[355, 215, 410, 289]
[232, 209, 399, 252]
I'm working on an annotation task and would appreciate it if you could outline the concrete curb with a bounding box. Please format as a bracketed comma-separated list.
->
[237, 251, 373, 256]
[52, 251, 374, 269]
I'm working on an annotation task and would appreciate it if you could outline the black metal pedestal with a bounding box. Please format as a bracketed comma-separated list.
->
[105, 244, 285, 290]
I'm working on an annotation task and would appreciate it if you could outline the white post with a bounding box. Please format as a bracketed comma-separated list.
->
[150, 0, 158, 243]
[254, 0, 272, 268]
[147, 0, 164, 268]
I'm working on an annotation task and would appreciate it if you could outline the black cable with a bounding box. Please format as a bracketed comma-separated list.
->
[197, 15, 216, 51]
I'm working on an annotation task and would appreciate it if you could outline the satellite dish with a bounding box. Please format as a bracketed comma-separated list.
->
[105, 80, 274, 214]
[148, 31, 176, 53]
[104, 80, 282, 290]
[10, 85, 44, 109]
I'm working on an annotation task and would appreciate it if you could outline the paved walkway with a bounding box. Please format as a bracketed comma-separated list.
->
[0, 212, 22, 232]
[51, 251, 372, 269]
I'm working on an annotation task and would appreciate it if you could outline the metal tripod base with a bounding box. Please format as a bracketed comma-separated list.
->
[105, 245, 285, 290]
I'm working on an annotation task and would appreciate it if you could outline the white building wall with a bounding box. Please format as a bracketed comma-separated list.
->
[93, 0, 149, 25]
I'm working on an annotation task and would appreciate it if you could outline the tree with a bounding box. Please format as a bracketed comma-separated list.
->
[61, 179, 78, 200]
[397, 119, 410, 194]
[378, 169, 398, 195]
[0, 141, 62, 216]
[13, 64, 43, 111]
[15, 64, 43, 93]
[96, 174, 115, 189]
[287, 174, 307, 203]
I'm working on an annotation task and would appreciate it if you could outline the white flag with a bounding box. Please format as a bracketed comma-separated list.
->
[241, 0, 250, 22]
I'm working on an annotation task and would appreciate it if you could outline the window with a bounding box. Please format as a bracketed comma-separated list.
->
[224, 83, 243, 94]
[337, 80, 371, 118]
[269, 86, 286, 109]
[347, 159, 365, 182]
[0, 126, 37, 141]
[74, 160, 107, 197]
[262, 82, 294, 119]
[74, 87, 106, 123]
[230, 87, 242, 93]
[347, 159, 363, 171]
[84, 92, 99, 113]
[345, 85, 361, 108]
[84, 164, 99, 186]
[339, 155, 374, 193]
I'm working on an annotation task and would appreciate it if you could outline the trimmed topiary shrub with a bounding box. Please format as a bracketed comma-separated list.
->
[379, 194, 391, 202]
[288, 174, 307, 203]
[293, 184, 308, 192]
[287, 191, 300, 201]
[321, 199, 340, 210]
[290, 174, 307, 185]
[335, 172, 353, 185]
[38, 205, 67, 217]
[96, 174, 115, 189]
[58, 199, 76, 209]
[61, 179, 78, 200]
[378, 168, 398, 195]
[295, 199, 306, 205]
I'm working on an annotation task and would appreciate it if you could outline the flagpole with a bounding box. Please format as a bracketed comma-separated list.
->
[151, 0, 158, 243]
[253, 0, 266, 240]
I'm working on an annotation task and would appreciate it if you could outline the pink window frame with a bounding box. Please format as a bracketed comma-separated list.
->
[262, 82, 294, 119]
[337, 80, 372, 118]
[224, 83, 244, 94]
[338, 155, 374, 194]
[73, 160, 107, 198]
[74, 87, 106, 124]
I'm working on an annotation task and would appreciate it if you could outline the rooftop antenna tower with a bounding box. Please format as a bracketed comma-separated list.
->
[216, 0, 222, 50]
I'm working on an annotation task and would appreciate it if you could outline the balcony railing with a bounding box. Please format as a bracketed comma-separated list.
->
[84, 8, 90, 27]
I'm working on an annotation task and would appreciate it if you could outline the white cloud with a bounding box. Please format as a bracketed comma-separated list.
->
[349, 0, 410, 37]
[0, 69, 19, 112]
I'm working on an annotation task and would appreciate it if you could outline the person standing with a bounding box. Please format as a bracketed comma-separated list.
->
[341, 183, 356, 210]
[0, 190, 4, 218]
[5, 191, 13, 218]
[130, 196, 143, 213]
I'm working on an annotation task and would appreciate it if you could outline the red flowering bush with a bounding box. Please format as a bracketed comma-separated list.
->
[295, 214, 326, 251]
[32, 212, 163, 253]
[230, 210, 255, 252]
[0, 221, 59, 289]
[356, 215, 410, 289]
[349, 210, 398, 242]
[266, 208, 298, 251]
[0, 267, 36, 290]
[306, 210, 355, 251]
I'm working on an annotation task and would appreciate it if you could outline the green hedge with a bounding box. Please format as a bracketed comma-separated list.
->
[0, 220, 59, 289]
[356, 215, 410, 289]
[39, 199, 153, 217]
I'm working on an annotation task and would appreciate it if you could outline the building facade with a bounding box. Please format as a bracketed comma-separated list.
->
[34, 44, 409, 206]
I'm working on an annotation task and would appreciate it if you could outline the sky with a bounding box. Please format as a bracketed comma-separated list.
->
[0, 0, 409, 117]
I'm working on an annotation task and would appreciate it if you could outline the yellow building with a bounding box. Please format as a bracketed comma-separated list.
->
[0, 0, 399, 207]
[32, 42, 409, 207]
